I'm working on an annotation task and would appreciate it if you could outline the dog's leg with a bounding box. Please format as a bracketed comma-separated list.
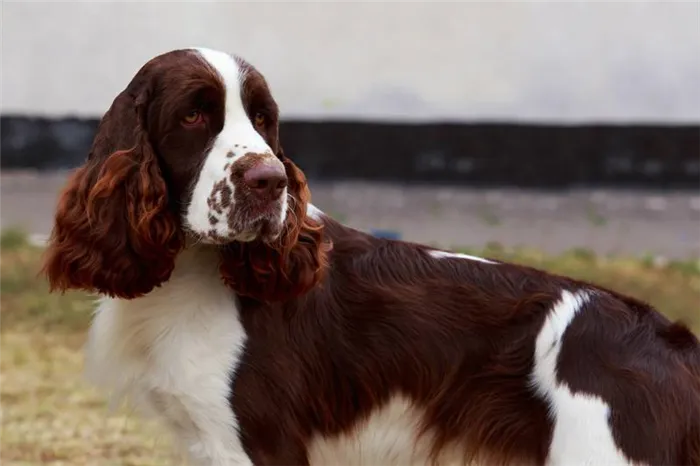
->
[149, 389, 254, 466]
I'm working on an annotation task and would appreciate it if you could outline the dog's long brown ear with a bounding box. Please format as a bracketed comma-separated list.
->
[219, 150, 329, 303]
[42, 83, 183, 299]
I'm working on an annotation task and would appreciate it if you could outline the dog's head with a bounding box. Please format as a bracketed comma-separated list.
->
[43, 48, 327, 301]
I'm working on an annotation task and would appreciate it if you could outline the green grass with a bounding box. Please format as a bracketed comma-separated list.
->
[1, 229, 96, 333]
[0, 232, 181, 465]
[1, 230, 698, 464]
[1, 227, 30, 252]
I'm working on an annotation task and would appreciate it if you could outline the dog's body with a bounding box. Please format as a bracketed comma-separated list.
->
[45, 48, 700, 465]
[85, 210, 700, 466]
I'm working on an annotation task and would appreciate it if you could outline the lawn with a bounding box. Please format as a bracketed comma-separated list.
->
[1, 228, 699, 465]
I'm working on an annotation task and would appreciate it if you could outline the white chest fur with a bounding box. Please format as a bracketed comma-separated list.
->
[84, 246, 253, 466]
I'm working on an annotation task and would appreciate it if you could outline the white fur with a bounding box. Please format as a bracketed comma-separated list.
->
[185, 47, 286, 242]
[307, 395, 465, 466]
[84, 246, 253, 466]
[306, 203, 324, 221]
[531, 290, 636, 466]
[428, 249, 497, 264]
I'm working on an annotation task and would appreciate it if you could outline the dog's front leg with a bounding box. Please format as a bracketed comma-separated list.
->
[149, 389, 254, 466]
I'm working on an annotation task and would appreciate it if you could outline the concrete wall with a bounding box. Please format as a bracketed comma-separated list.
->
[3, 1, 699, 123]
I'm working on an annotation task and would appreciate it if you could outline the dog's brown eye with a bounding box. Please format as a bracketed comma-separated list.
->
[254, 112, 266, 127]
[183, 110, 203, 126]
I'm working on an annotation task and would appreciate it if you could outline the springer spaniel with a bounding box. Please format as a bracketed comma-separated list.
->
[44, 48, 700, 466]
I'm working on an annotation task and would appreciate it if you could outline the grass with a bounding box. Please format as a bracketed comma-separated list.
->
[1, 229, 699, 465]
[0, 229, 30, 251]
[1, 229, 180, 465]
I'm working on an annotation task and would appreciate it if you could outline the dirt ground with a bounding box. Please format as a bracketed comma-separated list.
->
[1, 170, 698, 259]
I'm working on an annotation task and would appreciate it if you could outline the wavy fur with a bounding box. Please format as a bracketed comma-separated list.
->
[42, 91, 183, 299]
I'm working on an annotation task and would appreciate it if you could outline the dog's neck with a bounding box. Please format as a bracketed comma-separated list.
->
[87, 244, 239, 383]
[105, 243, 225, 306]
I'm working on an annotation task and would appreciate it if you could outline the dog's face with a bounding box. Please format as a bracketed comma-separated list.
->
[43, 48, 327, 300]
[125, 48, 289, 244]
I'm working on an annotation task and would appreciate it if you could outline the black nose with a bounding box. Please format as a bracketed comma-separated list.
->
[243, 162, 288, 201]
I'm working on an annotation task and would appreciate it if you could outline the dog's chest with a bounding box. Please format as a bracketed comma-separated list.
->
[134, 305, 241, 413]
[88, 291, 243, 402]
[84, 250, 250, 464]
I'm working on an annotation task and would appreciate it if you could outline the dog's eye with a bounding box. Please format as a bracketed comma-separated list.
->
[182, 110, 203, 126]
[254, 112, 266, 127]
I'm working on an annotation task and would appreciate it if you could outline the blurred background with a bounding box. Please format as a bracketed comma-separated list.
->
[2, 1, 699, 258]
[1, 2, 699, 465]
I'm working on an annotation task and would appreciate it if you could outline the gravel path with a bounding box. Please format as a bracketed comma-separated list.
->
[2, 170, 698, 259]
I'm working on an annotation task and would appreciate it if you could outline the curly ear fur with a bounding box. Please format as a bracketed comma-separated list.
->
[42, 90, 183, 299]
[219, 154, 330, 303]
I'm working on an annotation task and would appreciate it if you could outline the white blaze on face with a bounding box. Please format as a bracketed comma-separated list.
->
[184, 47, 286, 242]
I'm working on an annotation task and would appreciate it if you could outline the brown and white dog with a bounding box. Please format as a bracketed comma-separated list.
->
[44, 48, 700, 466]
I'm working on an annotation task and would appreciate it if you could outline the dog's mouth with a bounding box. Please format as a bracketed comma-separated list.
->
[186, 193, 287, 246]
[236, 199, 286, 243]
[190, 209, 284, 246]
[235, 217, 284, 244]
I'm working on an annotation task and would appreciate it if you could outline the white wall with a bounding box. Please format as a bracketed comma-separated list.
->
[2, 1, 699, 123]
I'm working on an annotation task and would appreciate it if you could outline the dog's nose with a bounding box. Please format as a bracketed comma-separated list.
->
[243, 162, 288, 201]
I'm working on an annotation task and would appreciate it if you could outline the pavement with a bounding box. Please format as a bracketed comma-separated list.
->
[1, 170, 698, 259]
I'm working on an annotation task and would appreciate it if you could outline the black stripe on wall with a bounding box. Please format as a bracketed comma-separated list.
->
[2, 115, 698, 189]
